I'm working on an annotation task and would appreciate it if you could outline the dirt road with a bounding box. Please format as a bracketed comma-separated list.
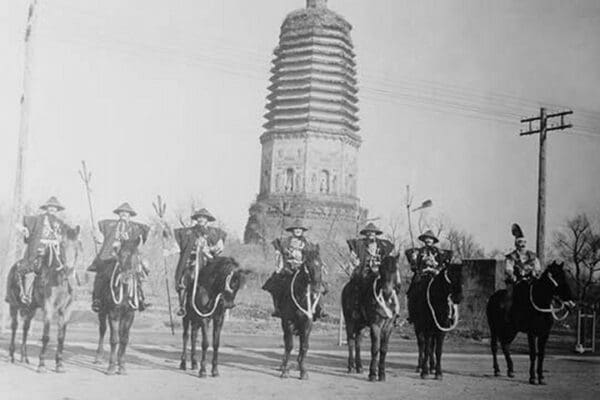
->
[0, 321, 598, 400]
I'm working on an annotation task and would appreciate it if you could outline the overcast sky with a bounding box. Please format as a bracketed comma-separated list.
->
[1, 0, 599, 251]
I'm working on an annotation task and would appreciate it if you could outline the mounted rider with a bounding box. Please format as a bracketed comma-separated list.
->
[174, 208, 226, 317]
[347, 222, 395, 280]
[264, 219, 325, 318]
[503, 224, 541, 318]
[15, 197, 69, 305]
[89, 203, 150, 312]
[405, 230, 453, 322]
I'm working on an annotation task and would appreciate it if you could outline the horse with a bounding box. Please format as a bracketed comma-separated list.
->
[341, 254, 401, 382]
[263, 245, 324, 380]
[94, 239, 144, 375]
[5, 226, 82, 373]
[486, 261, 574, 385]
[179, 256, 249, 377]
[409, 263, 463, 380]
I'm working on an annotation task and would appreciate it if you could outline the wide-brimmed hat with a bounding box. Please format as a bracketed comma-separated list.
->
[191, 208, 215, 222]
[40, 196, 65, 211]
[418, 230, 439, 244]
[359, 222, 383, 236]
[285, 219, 308, 232]
[113, 202, 137, 217]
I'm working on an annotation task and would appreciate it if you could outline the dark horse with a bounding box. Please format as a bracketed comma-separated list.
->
[410, 264, 463, 380]
[264, 245, 324, 380]
[6, 226, 82, 373]
[486, 261, 574, 385]
[93, 239, 144, 375]
[341, 255, 401, 382]
[179, 256, 249, 377]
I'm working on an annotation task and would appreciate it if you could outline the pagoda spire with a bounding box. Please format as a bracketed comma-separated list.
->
[307, 0, 327, 9]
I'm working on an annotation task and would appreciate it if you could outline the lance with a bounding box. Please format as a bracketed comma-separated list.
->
[153, 195, 175, 335]
[79, 160, 98, 255]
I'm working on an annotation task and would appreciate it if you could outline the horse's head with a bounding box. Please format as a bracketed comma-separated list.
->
[444, 263, 464, 304]
[379, 254, 401, 294]
[304, 244, 323, 296]
[545, 261, 573, 303]
[61, 225, 82, 272]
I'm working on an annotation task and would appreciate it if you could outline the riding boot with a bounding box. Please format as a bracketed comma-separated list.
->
[176, 287, 187, 317]
[137, 281, 150, 312]
[271, 295, 281, 318]
[21, 272, 35, 305]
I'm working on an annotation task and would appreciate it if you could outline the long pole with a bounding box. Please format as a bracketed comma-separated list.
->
[536, 108, 547, 266]
[79, 160, 98, 255]
[406, 185, 415, 249]
[0, 1, 39, 333]
[153, 196, 175, 335]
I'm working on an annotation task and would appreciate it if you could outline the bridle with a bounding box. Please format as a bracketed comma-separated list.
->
[372, 261, 400, 319]
[426, 269, 460, 332]
[189, 256, 234, 318]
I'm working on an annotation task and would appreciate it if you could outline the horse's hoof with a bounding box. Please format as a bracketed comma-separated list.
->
[529, 377, 536, 385]
[347, 366, 353, 374]
[538, 378, 546, 385]
[434, 373, 443, 381]
[55, 365, 66, 374]
[299, 371, 309, 380]
[368, 374, 377, 382]
[93, 357, 102, 365]
[106, 365, 117, 376]
[117, 366, 127, 375]
[494, 370, 500, 377]
[211, 369, 220, 378]
[420, 372, 428, 379]
[280, 370, 289, 379]
[199, 368, 207, 378]
[507, 371, 514, 378]
[37, 365, 47, 374]
[191, 361, 198, 370]
[356, 366, 363, 374]
[179, 361, 186, 371]
[415, 367, 421, 373]
[378, 374, 386, 382]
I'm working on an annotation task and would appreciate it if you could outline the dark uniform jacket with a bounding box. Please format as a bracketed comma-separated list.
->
[174, 225, 226, 284]
[347, 238, 394, 277]
[405, 246, 452, 274]
[505, 249, 540, 281]
[88, 219, 149, 271]
[272, 236, 313, 272]
[22, 213, 68, 266]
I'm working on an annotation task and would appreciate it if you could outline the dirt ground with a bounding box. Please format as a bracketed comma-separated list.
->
[0, 314, 598, 400]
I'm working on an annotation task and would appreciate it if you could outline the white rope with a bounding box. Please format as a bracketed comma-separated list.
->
[290, 269, 320, 319]
[189, 256, 234, 318]
[110, 260, 123, 305]
[426, 274, 459, 332]
[529, 280, 570, 321]
[372, 277, 399, 319]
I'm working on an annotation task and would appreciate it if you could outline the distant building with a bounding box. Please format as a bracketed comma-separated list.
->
[244, 0, 366, 244]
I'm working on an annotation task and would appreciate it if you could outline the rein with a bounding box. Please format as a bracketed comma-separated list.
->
[290, 268, 320, 319]
[529, 273, 570, 321]
[372, 276, 399, 319]
[190, 256, 234, 318]
[426, 270, 459, 332]
[109, 257, 140, 310]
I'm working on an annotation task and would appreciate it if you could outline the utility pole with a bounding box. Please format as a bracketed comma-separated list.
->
[520, 107, 572, 266]
[0, 1, 40, 333]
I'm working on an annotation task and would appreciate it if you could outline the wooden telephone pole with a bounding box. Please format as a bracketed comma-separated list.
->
[520, 107, 572, 266]
[0, 1, 40, 333]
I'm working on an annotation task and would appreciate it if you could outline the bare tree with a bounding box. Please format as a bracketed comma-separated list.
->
[445, 227, 485, 261]
[554, 213, 600, 304]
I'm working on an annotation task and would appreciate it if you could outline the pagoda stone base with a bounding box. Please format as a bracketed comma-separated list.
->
[244, 197, 367, 245]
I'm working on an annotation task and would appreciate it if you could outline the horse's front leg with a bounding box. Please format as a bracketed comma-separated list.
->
[280, 319, 293, 379]
[94, 311, 108, 364]
[9, 306, 18, 363]
[434, 332, 445, 380]
[190, 319, 199, 370]
[537, 333, 549, 385]
[180, 316, 190, 370]
[199, 320, 209, 377]
[421, 334, 432, 379]
[355, 329, 363, 373]
[527, 333, 537, 384]
[211, 311, 225, 377]
[501, 340, 514, 377]
[369, 324, 382, 382]
[345, 323, 355, 373]
[37, 304, 52, 373]
[298, 319, 312, 380]
[106, 312, 119, 375]
[20, 309, 34, 364]
[415, 328, 423, 373]
[378, 323, 391, 382]
[491, 332, 500, 376]
[116, 310, 135, 375]
[55, 310, 68, 373]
